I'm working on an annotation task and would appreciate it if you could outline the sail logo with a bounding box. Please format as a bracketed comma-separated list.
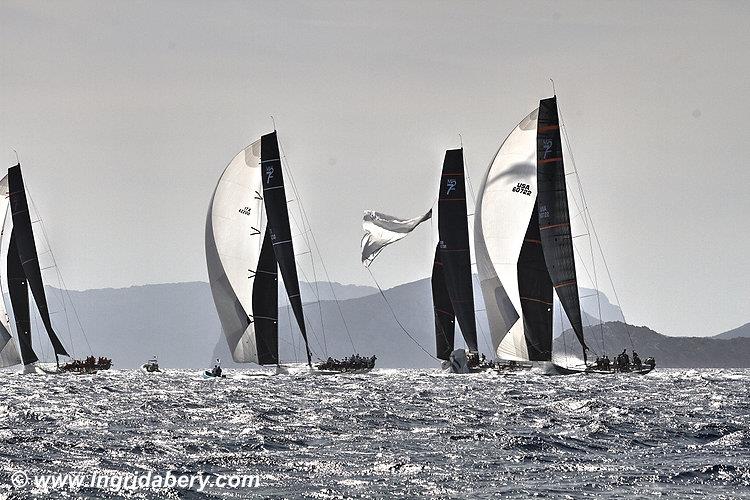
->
[238, 206, 252, 216]
[265, 165, 274, 183]
[512, 182, 532, 196]
[542, 139, 553, 159]
[446, 179, 457, 195]
[538, 204, 550, 219]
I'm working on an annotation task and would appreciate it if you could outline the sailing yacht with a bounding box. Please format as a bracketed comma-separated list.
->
[474, 95, 654, 375]
[206, 130, 373, 374]
[0, 164, 111, 374]
[361, 148, 493, 373]
[431, 148, 487, 373]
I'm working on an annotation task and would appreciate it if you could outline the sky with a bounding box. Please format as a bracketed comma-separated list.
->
[0, 0, 747, 338]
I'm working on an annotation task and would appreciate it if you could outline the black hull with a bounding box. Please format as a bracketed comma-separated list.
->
[315, 367, 374, 375]
[544, 363, 654, 376]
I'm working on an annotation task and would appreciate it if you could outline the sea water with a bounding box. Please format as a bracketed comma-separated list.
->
[0, 369, 748, 498]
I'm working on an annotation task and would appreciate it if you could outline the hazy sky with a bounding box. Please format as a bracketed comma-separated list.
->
[1, 0, 747, 338]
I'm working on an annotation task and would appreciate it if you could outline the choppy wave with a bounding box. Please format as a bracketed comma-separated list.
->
[0, 368, 748, 498]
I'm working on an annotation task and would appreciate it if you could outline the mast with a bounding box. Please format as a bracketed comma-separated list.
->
[260, 131, 312, 367]
[536, 96, 588, 362]
[432, 148, 478, 357]
[7, 165, 69, 358]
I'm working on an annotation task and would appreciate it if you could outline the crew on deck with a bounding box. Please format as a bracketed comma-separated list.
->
[318, 354, 376, 371]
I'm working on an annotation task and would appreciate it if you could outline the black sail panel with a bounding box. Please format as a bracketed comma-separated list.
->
[251, 227, 279, 365]
[7, 230, 37, 365]
[517, 203, 554, 361]
[7, 165, 68, 357]
[536, 97, 588, 360]
[259, 132, 312, 366]
[431, 245, 455, 361]
[436, 149, 478, 353]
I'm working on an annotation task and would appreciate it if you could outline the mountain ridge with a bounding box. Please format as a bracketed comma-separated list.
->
[3, 280, 744, 369]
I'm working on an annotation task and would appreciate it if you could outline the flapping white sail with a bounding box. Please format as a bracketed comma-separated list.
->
[205, 141, 267, 363]
[0, 175, 22, 367]
[474, 109, 539, 361]
[360, 209, 432, 266]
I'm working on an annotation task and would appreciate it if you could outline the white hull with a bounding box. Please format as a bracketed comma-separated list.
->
[275, 363, 312, 376]
[22, 362, 60, 374]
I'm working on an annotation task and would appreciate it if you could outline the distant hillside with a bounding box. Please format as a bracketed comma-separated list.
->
[6, 281, 743, 369]
[555, 321, 750, 368]
[713, 322, 750, 340]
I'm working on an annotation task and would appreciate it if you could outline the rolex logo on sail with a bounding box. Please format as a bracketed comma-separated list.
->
[512, 182, 531, 195]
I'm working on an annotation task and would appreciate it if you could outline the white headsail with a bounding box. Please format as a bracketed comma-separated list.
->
[0, 174, 22, 367]
[474, 109, 539, 361]
[205, 141, 267, 363]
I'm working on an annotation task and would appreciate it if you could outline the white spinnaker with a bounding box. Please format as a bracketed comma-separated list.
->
[206, 141, 267, 363]
[0, 175, 22, 367]
[474, 109, 539, 361]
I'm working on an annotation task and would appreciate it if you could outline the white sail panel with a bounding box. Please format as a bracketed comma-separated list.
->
[474, 109, 539, 361]
[206, 141, 267, 363]
[0, 174, 22, 367]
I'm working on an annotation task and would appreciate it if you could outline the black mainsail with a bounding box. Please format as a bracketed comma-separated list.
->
[432, 148, 478, 358]
[260, 131, 312, 367]
[432, 245, 455, 360]
[517, 201, 554, 360]
[252, 227, 280, 364]
[536, 96, 588, 361]
[8, 164, 69, 359]
[7, 230, 37, 365]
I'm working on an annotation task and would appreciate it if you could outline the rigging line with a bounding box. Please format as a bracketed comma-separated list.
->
[366, 267, 438, 362]
[276, 137, 356, 354]
[558, 104, 634, 351]
[554, 103, 601, 350]
[26, 189, 93, 355]
[275, 137, 327, 355]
